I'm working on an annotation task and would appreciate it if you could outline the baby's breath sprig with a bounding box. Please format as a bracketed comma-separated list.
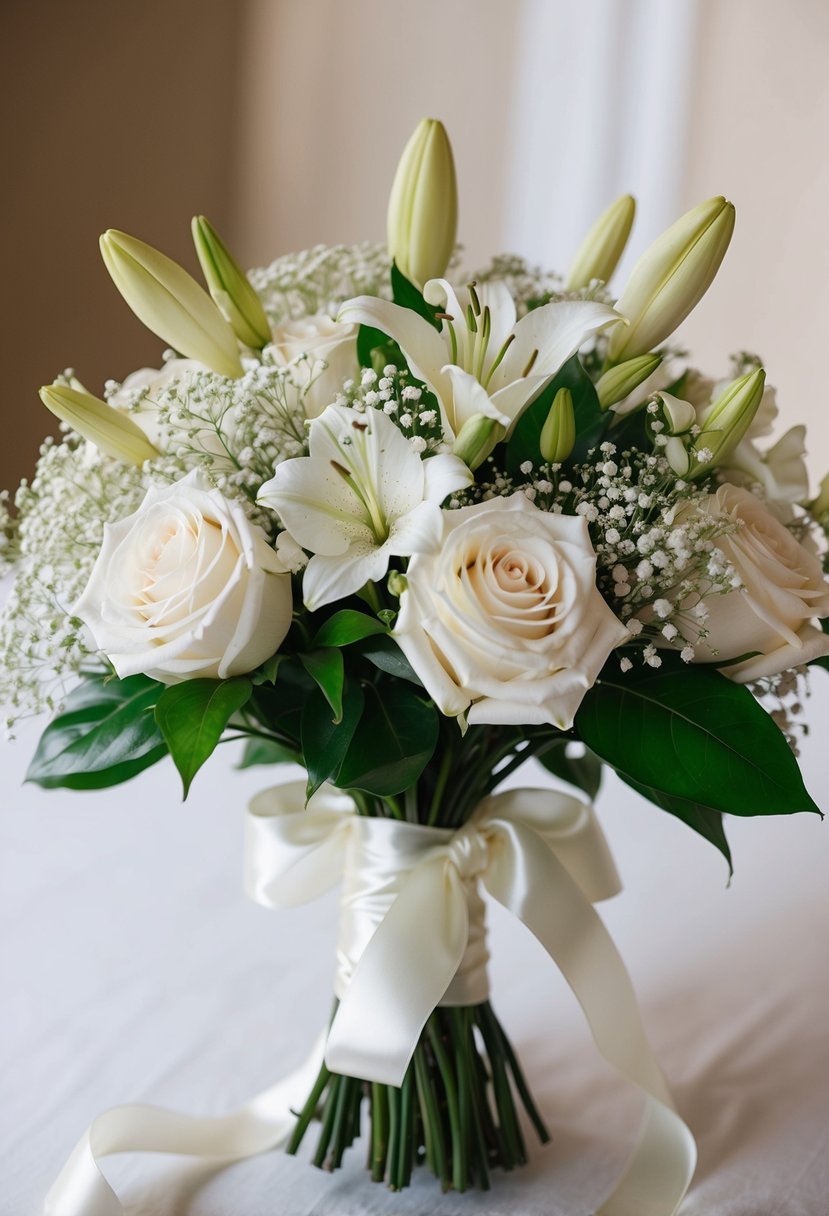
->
[342, 366, 448, 456]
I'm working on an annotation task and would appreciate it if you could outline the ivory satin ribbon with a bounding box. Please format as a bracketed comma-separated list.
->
[44, 782, 696, 1216]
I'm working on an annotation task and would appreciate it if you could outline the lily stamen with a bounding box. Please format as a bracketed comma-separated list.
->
[521, 348, 539, 378]
[483, 332, 515, 389]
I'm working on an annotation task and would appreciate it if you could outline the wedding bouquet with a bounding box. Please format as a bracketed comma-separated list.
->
[4, 118, 828, 1215]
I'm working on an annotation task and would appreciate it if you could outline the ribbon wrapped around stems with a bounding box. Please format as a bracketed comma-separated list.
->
[45, 781, 696, 1216]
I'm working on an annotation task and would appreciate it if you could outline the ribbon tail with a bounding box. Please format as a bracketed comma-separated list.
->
[43, 1034, 326, 1216]
[325, 855, 468, 1086]
[484, 820, 696, 1216]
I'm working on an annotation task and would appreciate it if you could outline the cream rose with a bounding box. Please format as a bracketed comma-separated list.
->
[697, 483, 829, 682]
[393, 494, 628, 727]
[75, 472, 293, 683]
[270, 314, 359, 418]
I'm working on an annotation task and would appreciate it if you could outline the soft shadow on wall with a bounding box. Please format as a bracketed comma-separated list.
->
[0, 0, 245, 491]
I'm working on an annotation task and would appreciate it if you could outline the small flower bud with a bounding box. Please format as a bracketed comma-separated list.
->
[596, 353, 662, 409]
[691, 369, 766, 474]
[39, 383, 159, 465]
[540, 387, 576, 463]
[565, 194, 636, 291]
[654, 390, 697, 435]
[387, 118, 458, 289]
[452, 413, 502, 470]
[810, 472, 829, 524]
[609, 196, 735, 361]
[191, 215, 271, 349]
[99, 229, 243, 378]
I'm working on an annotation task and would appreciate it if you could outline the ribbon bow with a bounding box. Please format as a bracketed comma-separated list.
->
[46, 782, 696, 1216]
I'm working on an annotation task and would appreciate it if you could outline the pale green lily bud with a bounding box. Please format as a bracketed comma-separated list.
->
[565, 194, 636, 291]
[191, 216, 271, 350]
[608, 196, 735, 361]
[664, 436, 692, 478]
[39, 383, 159, 465]
[452, 413, 502, 470]
[655, 390, 696, 435]
[540, 388, 576, 463]
[596, 353, 661, 409]
[810, 472, 829, 523]
[691, 369, 765, 475]
[100, 229, 243, 379]
[387, 118, 458, 289]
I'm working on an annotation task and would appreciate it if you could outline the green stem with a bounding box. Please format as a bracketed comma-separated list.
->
[328, 1073, 353, 1169]
[285, 1062, 331, 1155]
[396, 1069, 415, 1189]
[427, 742, 454, 826]
[370, 1082, 388, 1182]
[312, 1074, 342, 1169]
[426, 1019, 463, 1190]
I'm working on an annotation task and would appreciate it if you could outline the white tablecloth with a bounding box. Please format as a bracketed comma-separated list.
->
[3, 680, 829, 1216]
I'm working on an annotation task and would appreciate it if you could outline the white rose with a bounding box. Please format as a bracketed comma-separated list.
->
[75, 472, 293, 683]
[270, 314, 359, 418]
[697, 483, 829, 682]
[394, 494, 628, 727]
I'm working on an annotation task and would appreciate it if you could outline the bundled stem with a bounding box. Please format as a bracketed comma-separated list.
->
[286, 1000, 548, 1191]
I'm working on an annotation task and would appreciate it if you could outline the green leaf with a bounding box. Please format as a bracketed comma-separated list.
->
[299, 648, 345, 722]
[237, 737, 299, 769]
[301, 681, 365, 797]
[391, 262, 441, 328]
[247, 660, 312, 747]
[620, 774, 733, 874]
[357, 324, 391, 368]
[355, 635, 423, 685]
[337, 682, 439, 796]
[155, 678, 252, 798]
[575, 657, 819, 817]
[26, 673, 167, 790]
[312, 609, 388, 649]
[250, 652, 285, 686]
[504, 356, 603, 476]
[536, 738, 603, 799]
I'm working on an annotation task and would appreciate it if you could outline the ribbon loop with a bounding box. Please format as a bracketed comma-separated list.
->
[43, 780, 696, 1216]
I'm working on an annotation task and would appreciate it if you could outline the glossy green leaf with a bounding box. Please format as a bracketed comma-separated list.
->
[505, 355, 603, 476]
[312, 610, 388, 649]
[620, 774, 733, 874]
[299, 648, 345, 722]
[250, 652, 285, 686]
[301, 681, 365, 797]
[355, 635, 423, 685]
[26, 674, 167, 790]
[536, 738, 603, 799]
[237, 737, 299, 769]
[576, 658, 819, 816]
[337, 682, 438, 796]
[391, 262, 441, 328]
[155, 678, 252, 798]
[357, 324, 391, 368]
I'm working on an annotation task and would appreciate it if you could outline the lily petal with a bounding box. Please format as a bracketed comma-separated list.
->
[337, 296, 451, 398]
[443, 366, 510, 435]
[303, 546, 389, 611]
[491, 299, 620, 391]
[422, 452, 474, 504]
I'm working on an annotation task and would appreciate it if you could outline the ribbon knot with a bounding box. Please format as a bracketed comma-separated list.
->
[45, 781, 697, 1216]
[447, 822, 490, 882]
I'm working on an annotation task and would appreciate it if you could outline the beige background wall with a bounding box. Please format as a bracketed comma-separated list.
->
[2, 0, 828, 490]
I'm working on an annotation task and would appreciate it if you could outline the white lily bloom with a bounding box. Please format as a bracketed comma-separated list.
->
[338, 279, 619, 441]
[257, 404, 472, 610]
